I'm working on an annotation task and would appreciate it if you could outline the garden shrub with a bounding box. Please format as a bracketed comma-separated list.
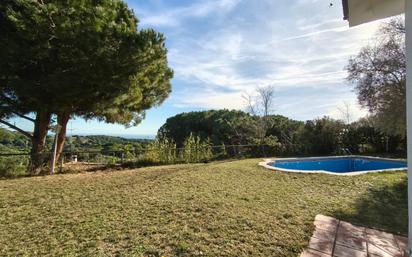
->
[141, 137, 177, 164]
[180, 133, 212, 163]
[0, 156, 28, 177]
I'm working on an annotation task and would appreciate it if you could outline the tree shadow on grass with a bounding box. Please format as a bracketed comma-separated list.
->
[333, 176, 407, 235]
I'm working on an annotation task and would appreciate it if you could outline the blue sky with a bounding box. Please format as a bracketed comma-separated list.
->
[9, 0, 390, 137]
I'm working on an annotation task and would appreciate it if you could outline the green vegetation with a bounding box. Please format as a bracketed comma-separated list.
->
[0, 105, 406, 177]
[64, 135, 151, 153]
[158, 110, 406, 157]
[0, 159, 406, 256]
[0, 128, 30, 152]
[141, 137, 178, 165]
[0, 156, 28, 177]
[158, 109, 259, 147]
[134, 134, 215, 165]
[180, 134, 213, 163]
[0, 128, 152, 177]
[347, 18, 405, 136]
[0, 0, 172, 173]
[0, 128, 150, 154]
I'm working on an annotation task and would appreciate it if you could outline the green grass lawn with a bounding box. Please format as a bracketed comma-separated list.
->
[0, 159, 407, 257]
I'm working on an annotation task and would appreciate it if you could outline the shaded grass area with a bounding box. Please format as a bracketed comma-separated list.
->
[0, 159, 407, 256]
[333, 176, 407, 233]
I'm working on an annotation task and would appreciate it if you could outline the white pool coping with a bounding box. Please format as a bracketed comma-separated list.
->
[259, 155, 407, 176]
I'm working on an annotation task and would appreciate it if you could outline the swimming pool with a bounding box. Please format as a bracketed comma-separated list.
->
[259, 156, 407, 175]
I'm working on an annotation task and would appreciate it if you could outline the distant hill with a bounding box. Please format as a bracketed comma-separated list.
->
[0, 128, 153, 153]
[0, 128, 31, 153]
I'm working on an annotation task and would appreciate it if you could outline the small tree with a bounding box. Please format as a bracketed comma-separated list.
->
[243, 85, 276, 146]
[219, 143, 227, 158]
[180, 134, 212, 163]
[346, 18, 405, 137]
[143, 138, 177, 164]
[337, 101, 353, 125]
[243, 86, 275, 117]
[297, 117, 345, 155]
[181, 133, 196, 163]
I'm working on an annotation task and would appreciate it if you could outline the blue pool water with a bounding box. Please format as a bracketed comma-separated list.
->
[270, 157, 407, 173]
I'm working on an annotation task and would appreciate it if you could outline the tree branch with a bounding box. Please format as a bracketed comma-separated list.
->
[0, 119, 33, 139]
[0, 104, 35, 122]
[11, 112, 35, 122]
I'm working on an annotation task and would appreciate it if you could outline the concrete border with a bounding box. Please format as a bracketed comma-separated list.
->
[258, 155, 407, 176]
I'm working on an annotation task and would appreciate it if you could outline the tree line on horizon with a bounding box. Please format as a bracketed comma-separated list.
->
[1, 106, 404, 156]
[0, 129, 152, 155]
[157, 109, 405, 157]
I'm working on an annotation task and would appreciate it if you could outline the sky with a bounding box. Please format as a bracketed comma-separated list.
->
[9, 0, 391, 137]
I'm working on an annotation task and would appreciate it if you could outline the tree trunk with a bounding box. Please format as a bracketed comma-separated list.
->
[29, 111, 52, 175]
[55, 112, 70, 162]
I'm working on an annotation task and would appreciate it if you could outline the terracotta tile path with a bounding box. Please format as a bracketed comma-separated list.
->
[300, 215, 408, 257]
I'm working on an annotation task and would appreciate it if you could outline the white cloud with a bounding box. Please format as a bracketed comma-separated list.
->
[134, 0, 241, 27]
[173, 89, 245, 110]
[297, 18, 343, 32]
[136, 1, 390, 122]
[282, 26, 348, 41]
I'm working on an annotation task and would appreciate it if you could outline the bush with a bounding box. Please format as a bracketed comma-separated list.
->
[138, 135, 213, 165]
[180, 133, 213, 163]
[0, 156, 28, 177]
[141, 138, 177, 164]
[216, 143, 227, 159]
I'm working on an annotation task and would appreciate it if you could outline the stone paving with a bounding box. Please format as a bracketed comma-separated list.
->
[300, 215, 408, 257]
